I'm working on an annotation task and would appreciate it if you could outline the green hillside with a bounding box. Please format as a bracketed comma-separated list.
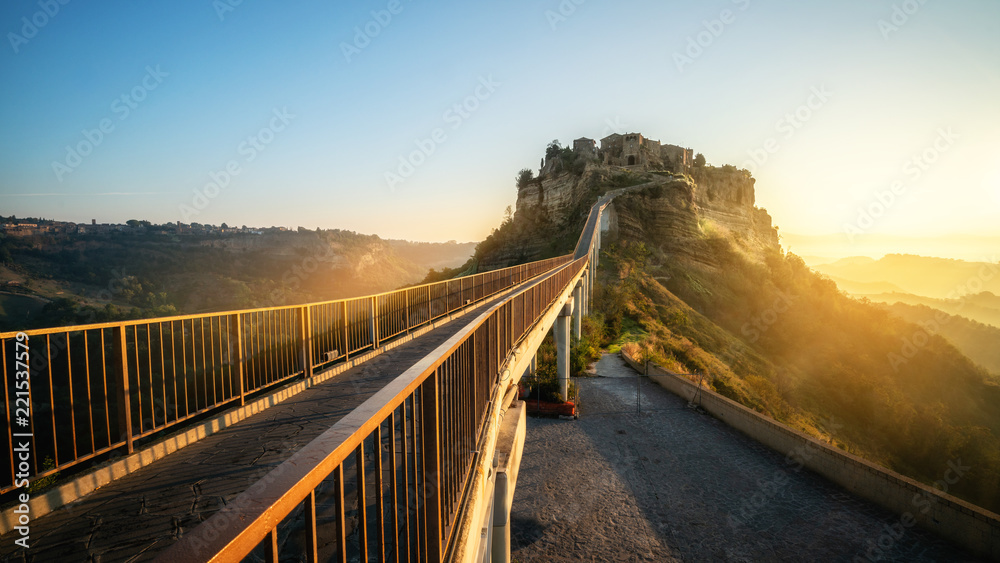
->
[0, 227, 475, 331]
[474, 161, 1000, 515]
[879, 301, 1000, 376]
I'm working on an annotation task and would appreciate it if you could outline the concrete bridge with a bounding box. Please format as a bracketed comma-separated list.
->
[1, 191, 998, 562]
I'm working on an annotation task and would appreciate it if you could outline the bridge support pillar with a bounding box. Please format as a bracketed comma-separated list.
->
[572, 282, 583, 340]
[555, 298, 573, 402]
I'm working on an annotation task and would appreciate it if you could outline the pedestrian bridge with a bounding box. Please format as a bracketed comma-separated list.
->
[0, 197, 612, 562]
[3, 189, 998, 562]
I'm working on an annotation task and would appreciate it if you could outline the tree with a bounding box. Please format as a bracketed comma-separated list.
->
[545, 140, 562, 160]
[126, 219, 140, 228]
[221, 222, 229, 230]
[694, 153, 706, 167]
[516, 168, 534, 189]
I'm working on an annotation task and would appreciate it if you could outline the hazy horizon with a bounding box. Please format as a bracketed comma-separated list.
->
[783, 232, 1000, 265]
[2, 1, 998, 250]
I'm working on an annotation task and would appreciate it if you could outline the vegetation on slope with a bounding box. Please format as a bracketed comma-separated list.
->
[879, 301, 1000, 376]
[591, 236, 1000, 514]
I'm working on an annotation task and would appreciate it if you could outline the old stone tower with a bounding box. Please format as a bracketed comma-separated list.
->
[589, 132, 693, 172]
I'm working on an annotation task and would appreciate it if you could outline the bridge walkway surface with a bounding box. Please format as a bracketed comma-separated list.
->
[510, 354, 985, 563]
[0, 285, 530, 563]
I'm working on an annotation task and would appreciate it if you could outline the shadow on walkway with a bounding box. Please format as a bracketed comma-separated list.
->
[510, 354, 985, 562]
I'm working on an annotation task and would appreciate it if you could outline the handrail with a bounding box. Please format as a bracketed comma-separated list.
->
[159, 255, 590, 562]
[0, 254, 571, 494]
[0, 257, 569, 338]
[158, 197, 608, 562]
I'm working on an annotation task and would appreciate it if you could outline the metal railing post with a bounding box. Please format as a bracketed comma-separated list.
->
[405, 289, 411, 332]
[421, 371, 442, 561]
[230, 314, 246, 405]
[300, 306, 313, 379]
[342, 300, 349, 360]
[371, 296, 380, 349]
[112, 326, 134, 454]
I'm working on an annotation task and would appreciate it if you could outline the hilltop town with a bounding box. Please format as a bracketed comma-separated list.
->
[0, 217, 279, 239]
[564, 132, 695, 172]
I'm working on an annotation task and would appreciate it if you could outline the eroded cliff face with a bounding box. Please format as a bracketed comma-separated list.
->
[508, 163, 779, 269]
[478, 168, 603, 270]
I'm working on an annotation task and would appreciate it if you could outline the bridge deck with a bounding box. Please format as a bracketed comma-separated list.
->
[0, 290, 517, 563]
[511, 354, 985, 562]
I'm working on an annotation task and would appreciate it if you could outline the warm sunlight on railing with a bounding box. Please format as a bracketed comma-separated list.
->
[0, 255, 571, 495]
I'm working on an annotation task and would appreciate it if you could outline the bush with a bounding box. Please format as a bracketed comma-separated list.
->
[516, 168, 534, 190]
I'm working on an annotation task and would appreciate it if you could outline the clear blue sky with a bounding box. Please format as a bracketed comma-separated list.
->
[1, 0, 998, 247]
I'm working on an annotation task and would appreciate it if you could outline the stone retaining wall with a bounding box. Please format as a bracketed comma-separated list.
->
[620, 350, 1000, 561]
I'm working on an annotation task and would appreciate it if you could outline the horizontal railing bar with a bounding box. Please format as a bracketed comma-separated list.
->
[0, 253, 572, 497]
[0, 255, 572, 338]
[156, 256, 587, 562]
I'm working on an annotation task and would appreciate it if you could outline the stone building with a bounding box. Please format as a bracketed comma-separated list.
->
[661, 143, 694, 171]
[599, 132, 693, 172]
[572, 137, 597, 160]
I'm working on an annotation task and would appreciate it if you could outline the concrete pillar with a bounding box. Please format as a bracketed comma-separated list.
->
[492, 471, 511, 562]
[595, 229, 601, 267]
[589, 251, 597, 310]
[572, 282, 583, 340]
[555, 298, 573, 401]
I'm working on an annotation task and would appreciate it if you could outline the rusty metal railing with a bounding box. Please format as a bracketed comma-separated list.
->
[157, 254, 589, 562]
[157, 200, 607, 562]
[0, 255, 570, 495]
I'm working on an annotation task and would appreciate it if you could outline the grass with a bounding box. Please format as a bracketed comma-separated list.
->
[606, 316, 648, 354]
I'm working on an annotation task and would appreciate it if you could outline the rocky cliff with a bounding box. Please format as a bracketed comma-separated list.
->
[488, 162, 778, 270]
[609, 167, 778, 268]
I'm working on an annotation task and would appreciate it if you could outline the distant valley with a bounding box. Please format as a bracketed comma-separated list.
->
[807, 253, 1000, 375]
[0, 220, 475, 331]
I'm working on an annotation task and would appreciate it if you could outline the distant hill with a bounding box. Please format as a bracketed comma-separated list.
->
[813, 254, 1000, 299]
[859, 291, 1000, 329]
[879, 302, 1000, 375]
[0, 229, 475, 331]
[823, 275, 906, 295]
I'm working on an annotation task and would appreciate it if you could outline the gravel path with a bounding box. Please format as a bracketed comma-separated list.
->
[510, 354, 985, 562]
